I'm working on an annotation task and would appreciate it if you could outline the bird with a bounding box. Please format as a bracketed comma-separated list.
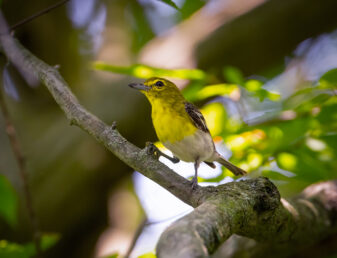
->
[129, 77, 246, 188]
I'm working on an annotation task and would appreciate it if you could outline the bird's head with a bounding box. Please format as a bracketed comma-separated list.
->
[128, 77, 182, 101]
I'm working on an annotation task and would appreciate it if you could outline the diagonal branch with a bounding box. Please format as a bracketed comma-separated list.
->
[0, 11, 204, 208]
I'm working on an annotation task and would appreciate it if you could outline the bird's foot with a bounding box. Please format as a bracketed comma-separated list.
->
[145, 142, 180, 164]
[190, 176, 198, 190]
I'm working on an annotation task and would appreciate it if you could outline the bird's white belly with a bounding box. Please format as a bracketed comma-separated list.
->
[163, 130, 215, 162]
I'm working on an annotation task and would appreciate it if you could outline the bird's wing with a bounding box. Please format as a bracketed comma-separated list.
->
[184, 102, 210, 133]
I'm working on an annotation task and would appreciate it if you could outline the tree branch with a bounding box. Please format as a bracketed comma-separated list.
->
[0, 11, 204, 208]
[157, 178, 337, 257]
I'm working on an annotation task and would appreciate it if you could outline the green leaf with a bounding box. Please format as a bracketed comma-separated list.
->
[193, 83, 239, 101]
[93, 62, 206, 81]
[277, 152, 298, 171]
[180, 0, 205, 20]
[0, 234, 60, 258]
[223, 66, 244, 85]
[244, 80, 281, 101]
[0, 240, 34, 258]
[245, 79, 263, 91]
[127, 2, 155, 52]
[181, 81, 204, 102]
[157, 0, 179, 10]
[319, 68, 337, 86]
[40, 234, 60, 251]
[0, 175, 18, 227]
[138, 252, 157, 258]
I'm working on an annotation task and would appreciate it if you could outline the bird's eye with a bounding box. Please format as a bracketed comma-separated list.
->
[155, 81, 164, 87]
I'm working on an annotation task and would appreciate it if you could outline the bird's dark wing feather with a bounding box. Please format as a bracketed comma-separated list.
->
[184, 102, 209, 133]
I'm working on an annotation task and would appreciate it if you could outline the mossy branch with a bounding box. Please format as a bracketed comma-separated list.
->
[157, 178, 337, 257]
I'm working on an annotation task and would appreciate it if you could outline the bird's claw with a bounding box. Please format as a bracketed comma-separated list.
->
[146, 142, 159, 159]
[190, 176, 198, 190]
[145, 142, 180, 164]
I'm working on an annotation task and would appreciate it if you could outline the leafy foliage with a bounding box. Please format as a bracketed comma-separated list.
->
[0, 234, 59, 258]
[93, 62, 206, 80]
[95, 61, 337, 195]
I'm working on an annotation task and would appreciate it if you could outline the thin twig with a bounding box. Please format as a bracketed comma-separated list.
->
[0, 88, 41, 257]
[10, 0, 70, 31]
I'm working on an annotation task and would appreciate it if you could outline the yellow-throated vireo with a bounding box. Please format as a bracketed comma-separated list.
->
[129, 77, 246, 188]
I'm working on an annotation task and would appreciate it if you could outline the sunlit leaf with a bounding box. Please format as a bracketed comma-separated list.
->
[157, 0, 179, 10]
[0, 175, 18, 228]
[267, 91, 281, 101]
[254, 89, 281, 101]
[199, 172, 226, 183]
[247, 153, 263, 170]
[93, 63, 206, 80]
[226, 129, 266, 152]
[245, 79, 262, 91]
[193, 84, 239, 101]
[138, 251, 157, 258]
[277, 152, 297, 171]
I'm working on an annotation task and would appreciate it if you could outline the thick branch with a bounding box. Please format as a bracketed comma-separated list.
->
[157, 177, 337, 257]
[0, 11, 204, 208]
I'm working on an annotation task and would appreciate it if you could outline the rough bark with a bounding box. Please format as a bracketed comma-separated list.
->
[157, 178, 337, 257]
[1, 11, 337, 258]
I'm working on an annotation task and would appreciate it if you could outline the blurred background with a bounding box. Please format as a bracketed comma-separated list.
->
[0, 0, 336, 257]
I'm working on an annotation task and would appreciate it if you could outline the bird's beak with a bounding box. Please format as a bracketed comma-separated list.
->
[128, 83, 149, 91]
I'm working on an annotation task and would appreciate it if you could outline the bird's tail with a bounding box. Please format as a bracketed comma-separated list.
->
[214, 154, 247, 176]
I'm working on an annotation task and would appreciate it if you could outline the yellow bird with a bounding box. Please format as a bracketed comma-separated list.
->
[129, 77, 246, 188]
